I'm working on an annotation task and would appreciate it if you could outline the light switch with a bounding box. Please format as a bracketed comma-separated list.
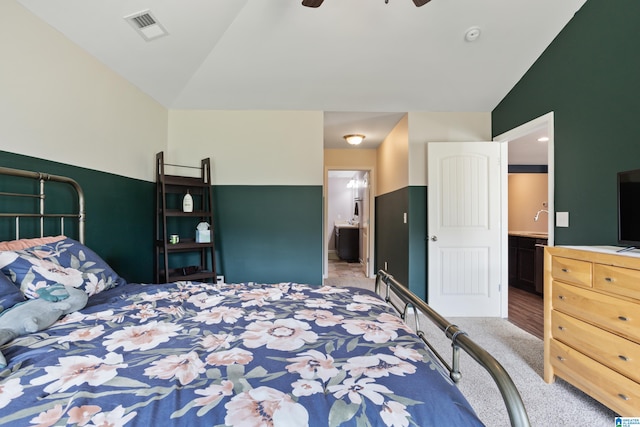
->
[556, 212, 569, 227]
[403, 213, 407, 224]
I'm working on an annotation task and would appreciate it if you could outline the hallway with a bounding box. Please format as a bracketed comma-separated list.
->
[327, 258, 367, 278]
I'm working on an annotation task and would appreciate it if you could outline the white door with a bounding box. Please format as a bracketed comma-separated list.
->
[427, 142, 505, 317]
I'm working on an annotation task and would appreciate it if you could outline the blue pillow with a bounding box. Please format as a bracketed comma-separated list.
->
[0, 237, 126, 299]
[0, 271, 25, 312]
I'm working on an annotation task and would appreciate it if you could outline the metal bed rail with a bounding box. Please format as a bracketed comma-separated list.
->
[375, 269, 531, 427]
[0, 166, 85, 243]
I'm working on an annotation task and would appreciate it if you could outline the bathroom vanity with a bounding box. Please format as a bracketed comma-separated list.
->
[334, 223, 359, 262]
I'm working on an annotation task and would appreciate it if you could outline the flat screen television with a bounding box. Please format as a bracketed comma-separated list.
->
[618, 168, 640, 248]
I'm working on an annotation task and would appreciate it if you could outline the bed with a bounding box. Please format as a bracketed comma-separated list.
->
[0, 165, 530, 426]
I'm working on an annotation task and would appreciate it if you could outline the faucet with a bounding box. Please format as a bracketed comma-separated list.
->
[534, 209, 549, 221]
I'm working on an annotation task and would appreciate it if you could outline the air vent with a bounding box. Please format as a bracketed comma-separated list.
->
[132, 13, 156, 28]
[124, 10, 168, 41]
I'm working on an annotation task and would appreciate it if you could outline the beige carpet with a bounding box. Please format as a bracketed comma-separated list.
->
[438, 317, 616, 426]
[324, 276, 618, 426]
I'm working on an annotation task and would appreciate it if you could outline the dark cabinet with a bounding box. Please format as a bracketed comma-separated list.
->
[508, 235, 518, 285]
[517, 236, 536, 291]
[335, 226, 359, 262]
[534, 239, 546, 294]
[509, 234, 547, 294]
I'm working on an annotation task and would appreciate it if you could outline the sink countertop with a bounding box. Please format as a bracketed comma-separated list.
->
[334, 221, 359, 228]
[509, 231, 548, 239]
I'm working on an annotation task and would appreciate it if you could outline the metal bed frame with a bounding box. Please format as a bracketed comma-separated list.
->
[0, 165, 529, 426]
[0, 165, 85, 243]
[375, 270, 531, 427]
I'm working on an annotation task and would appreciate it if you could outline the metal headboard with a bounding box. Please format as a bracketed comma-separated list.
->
[0, 166, 85, 243]
[375, 269, 531, 427]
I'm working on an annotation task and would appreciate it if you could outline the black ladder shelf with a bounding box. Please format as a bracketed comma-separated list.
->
[155, 151, 216, 283]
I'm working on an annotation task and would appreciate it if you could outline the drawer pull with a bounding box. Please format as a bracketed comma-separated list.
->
[557, 356, 565, 362]
[561, 268, 569, 273]
[618, 316, 629, 322]
[618, 393, 630, 401]
[605, 277, 614, 282]
[557, 326, 565, 331]
[558, 295, 566, 301]
[618, 355, 629, 362]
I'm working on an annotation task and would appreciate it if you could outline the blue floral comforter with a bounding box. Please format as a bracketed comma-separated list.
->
[0, 281, 483, 426]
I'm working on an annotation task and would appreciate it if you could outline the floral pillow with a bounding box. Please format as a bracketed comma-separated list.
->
[0, 237, 126, 299]
[0, 271, 24, 312]
[0, 235, 64, 252]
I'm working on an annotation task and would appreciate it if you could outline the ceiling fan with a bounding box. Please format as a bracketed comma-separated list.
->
[302, 0, 431, 7]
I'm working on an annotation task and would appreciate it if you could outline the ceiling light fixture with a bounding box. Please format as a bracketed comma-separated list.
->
[537, 136, 550, 142]
[344, 134, 365, 145]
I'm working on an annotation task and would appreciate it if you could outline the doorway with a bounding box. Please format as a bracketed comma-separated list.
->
[325, 169, 372, 280]
[494, 112, 554, 332]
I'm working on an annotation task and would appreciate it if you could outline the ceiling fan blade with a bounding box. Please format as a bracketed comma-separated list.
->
[302, 0, 324, 7]
[412, 0, 432, 6]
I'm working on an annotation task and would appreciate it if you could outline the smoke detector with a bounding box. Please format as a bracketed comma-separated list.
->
[464, 27, 481, 42]
[124, 10, 168, 41]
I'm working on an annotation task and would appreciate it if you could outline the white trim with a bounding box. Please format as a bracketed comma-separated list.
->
[493, 111, 555, 318]
[323, 166, 376, 278]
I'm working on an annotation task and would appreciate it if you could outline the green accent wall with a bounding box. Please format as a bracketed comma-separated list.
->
[408, 186, 427, 301]
[1, 152, 324, 286]
[213, 185, 323, 285]
[492, 0, 640, 245]
[375, 188, 409, 286]
[0, 151, 154, 283]
[375, 186, 427, 300]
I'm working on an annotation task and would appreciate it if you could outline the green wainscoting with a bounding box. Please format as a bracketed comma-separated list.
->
[492, 0, 640, 246]
[375, 186, 427, 300]
[212, 185, 323, 286]
[375, 188, 409, 289]
[408, 186, 427, 301]
[1, 152, 324, 286]
[0, 151, 154, 283]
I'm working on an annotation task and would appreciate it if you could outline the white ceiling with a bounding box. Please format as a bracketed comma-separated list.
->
[323, 111, 406, 149]
[508, 124, 549, 165]
[16, 0, 585, 153]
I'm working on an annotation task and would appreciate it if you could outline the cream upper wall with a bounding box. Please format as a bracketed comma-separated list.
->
[407, 112, 491, 186]
[324, 149, 377, 171]
[167, 110, 323, 186]
[0, 1, 167, 182]
[3, 1, 491, 188]
[508, 173, 549, 233]
[324, 148, 377, 192]
[376, 115, 409, 196]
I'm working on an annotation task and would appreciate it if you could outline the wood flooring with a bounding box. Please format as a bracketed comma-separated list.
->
[508, 286, 543, 339]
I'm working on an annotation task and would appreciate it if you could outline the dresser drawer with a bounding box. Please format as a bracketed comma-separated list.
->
[551, 310, 640, 383]
[550, 339, 640, 416]
[594, 263, 640, 301]
[552, 281, 640, 343]
[552, 256, 592, 288]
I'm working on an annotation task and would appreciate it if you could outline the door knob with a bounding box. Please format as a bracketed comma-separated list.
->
[430, 236, 438, 242]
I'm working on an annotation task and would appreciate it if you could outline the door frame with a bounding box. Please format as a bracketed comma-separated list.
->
[323, 167, 376, 278]
[493, 112, 555, 316]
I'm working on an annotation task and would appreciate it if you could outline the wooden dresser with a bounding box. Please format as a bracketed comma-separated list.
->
[544, 246, 640, 415]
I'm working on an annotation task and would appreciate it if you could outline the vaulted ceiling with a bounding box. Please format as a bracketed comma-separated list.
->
[17, 0, 586, 149]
